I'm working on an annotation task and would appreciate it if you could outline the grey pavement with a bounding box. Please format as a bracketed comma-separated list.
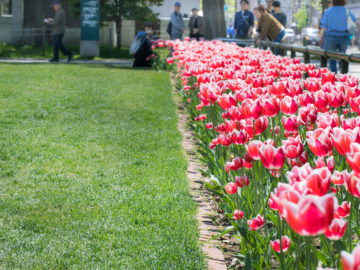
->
[0, 58, 133, 66]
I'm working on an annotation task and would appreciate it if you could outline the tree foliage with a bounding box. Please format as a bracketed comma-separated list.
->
[69, 0, 163, 47]
[294, 7, 307, 30]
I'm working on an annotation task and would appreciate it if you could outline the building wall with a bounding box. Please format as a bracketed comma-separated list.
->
[0, 16, 12, 43]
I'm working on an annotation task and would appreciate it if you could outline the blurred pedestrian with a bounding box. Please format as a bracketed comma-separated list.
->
[227, 24, 235, 38]
[234, 0, 254, 39]
[319, 0, 356, 73]
[265, 0, 274, 14]
[170, 2, 185, 40]
[272, 1, 287, 27]
[254, 5, 285, 43]
[45, 0, 72, 63]
[132, 22, 154, 68]
[320, 0, 333, 49]
[189, 8, 204, 41]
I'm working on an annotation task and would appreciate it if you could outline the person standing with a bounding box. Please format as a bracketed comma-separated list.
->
[189, 8, 204, 41]
[319, 0, 356, 73]
[234, 0, 254, 39]
[45, 0, 72, 63]
[170, 2, 185, 40]
[265, 0, 274, 14]
[272, 1, 287, 27]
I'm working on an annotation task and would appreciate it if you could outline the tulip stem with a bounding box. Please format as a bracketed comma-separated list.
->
[321, 235, 336, 268]
[277, 213, 285, 270]
[305, 237, 313, 270]
[348, 195, 354, 251]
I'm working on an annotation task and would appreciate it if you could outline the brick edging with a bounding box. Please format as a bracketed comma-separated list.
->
[173, 80, 227, 270]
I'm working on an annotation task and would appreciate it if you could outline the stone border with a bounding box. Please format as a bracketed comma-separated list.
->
[173, 79, 227, 270]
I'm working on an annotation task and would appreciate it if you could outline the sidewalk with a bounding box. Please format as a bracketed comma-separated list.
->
[0, 58, 133, 66]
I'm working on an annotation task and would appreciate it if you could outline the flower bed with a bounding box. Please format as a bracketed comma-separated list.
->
[160, 40, 360, 269]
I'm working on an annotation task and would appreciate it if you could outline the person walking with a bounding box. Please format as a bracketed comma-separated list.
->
[170, 2, 185, 40]
[189, 8, 204, 41]
[45, 0, 72, 63]
[319, 0, 356, 73]
[272, 1, 287, 27]
[234, 0, 254, 39]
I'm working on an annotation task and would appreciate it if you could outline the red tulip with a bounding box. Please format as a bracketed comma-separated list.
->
[270, 236, 291, 253]
[225, 157, 243, 172]
[329, 91, 345, 107]
[314, 91, 329, 111]
[269, 183, 303, 215]
[246, 140, 263, 161]
[334, 201, 351, 219]
[218, 94, 237, 110]
[247, 214, 265, 231]
[282, 136, 303, 159]
[298, 104, 317, 126]
[195, 114, 207, 121]
[235, 175, 250, 188]
[341, 244, 360, 270]
[314, 156, 335, 172]
[324, 219, 347, 240]
[262, 97, 280, 117]
[225, 182, 238, 194]
[331, 170, 350, 186]
[205, 122, 213, 129]
[230, 130, 249, 145]
[316, 112, 339, 129]
[349, 96, 360, 114]
[346, 143, 360, 173]
[344, 172, 360, 198]
[259, 144, 285, 170]
[282, 115, 298, 132]
[254, 116, 269, 135]
[233, 209, 244, 220]
[307, 128, 333, 157]
[331, 127, 358, 155]
[301, 167, 331, 196]
[282, 193, 337, 236]
[286, 163, 313, 183]
[280, 96, 298, 115]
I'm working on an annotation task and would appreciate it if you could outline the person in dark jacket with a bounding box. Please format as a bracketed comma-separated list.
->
[45, 0, 72, 63]
[189, 8, 204, 40]
[234, 0, 254, 39]
[133, 23, 154, 67]
[272, 1, 287, 27]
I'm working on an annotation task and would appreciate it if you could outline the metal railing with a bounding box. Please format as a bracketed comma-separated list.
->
[217, 38, 360, 74]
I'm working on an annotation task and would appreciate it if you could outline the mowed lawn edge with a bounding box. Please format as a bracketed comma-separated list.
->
[0, 64, 205, 269]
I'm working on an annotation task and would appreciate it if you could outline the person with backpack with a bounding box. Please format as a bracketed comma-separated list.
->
[234, 0, 254, 39]
[131, 22, 154, 67]
[169, 2, 185, 40]
[189, 8, 204, 41]
[319, 0, 356, 73]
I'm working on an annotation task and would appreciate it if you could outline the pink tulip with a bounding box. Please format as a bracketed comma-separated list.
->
[270, 236, 291, 253]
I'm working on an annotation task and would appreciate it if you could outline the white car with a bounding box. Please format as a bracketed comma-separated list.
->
[285, 29, 295, 44]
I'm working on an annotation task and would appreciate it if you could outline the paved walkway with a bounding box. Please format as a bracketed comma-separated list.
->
[0, 58, 133, 66]
[0, 56, 359, 78]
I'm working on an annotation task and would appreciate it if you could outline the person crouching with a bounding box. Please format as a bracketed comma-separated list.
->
[133, 22, 155, 68]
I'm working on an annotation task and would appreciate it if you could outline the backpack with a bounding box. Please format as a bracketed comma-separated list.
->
[167, 22, 172, 36]
[347, 8, 356, 35]
[129, 35, 145, 55]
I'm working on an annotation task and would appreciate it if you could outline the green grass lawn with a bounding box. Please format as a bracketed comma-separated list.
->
[0, 43, 132, 59]
[0, 64, 204, 269]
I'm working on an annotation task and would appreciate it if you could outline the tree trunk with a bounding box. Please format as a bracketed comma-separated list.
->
[116, 18, 122, 49]
[203, 0, 226, 40]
